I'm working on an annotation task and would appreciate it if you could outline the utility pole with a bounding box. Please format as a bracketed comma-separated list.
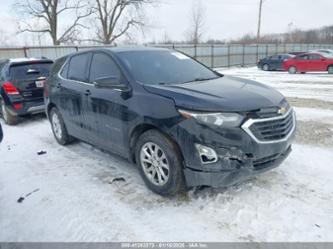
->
[257, 0, 263, 43]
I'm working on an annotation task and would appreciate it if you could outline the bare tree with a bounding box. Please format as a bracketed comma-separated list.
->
[186, 0, 205, 45]
[15, 0, 93, 45]
[89, 0, 154, 45]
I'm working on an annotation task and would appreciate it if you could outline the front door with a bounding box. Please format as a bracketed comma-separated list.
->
[86, 52, 131, 156]
[295, 54, 309, 72]
[270, 55, 280, 70]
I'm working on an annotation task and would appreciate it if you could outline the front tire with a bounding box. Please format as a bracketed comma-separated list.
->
[262, 64, 270, 71]
[288, 66, 297, 74]
[50, 107, 74, 145]
[135, 130, 185, 196]
[1, 102, 18, 125]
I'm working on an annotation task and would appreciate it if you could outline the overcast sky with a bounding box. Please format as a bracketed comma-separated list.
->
[0, 0, 332, 44]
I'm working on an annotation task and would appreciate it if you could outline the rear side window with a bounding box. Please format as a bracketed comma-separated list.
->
[89, 53, 121, 82]
[68, 53, 91, 82]
[9, 62, 52, 80]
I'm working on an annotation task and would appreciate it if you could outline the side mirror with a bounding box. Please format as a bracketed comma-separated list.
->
[93, 76, 129, 91]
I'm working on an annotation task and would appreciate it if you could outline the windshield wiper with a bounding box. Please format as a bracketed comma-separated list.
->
[182, 76, 220, 84]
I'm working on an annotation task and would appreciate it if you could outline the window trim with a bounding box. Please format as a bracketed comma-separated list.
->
[60, 59, 69, 79]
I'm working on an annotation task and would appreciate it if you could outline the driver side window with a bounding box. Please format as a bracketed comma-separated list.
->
[297, 55, 309, 60]
[89, 52, 122, 83]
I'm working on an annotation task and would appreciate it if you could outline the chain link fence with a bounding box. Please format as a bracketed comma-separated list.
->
[159, 43, 333, 68]
[0, 43, 332, 68]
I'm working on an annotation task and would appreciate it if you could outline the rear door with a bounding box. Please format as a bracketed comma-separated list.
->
[57, 52, 93, 141]
[9, 61, 52, 105]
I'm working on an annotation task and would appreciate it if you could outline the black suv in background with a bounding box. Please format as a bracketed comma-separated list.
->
[0, 58, 53, 125]
[45, 47, 296, 196]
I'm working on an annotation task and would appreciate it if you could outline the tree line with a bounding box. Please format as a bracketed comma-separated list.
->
[8, 0, 333, 46]
[230, 25, 333, 44]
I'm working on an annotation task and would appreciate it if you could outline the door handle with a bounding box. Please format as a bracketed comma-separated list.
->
[84, 89, 91, 96]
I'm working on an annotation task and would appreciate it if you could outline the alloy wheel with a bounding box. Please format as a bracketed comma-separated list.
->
[140, 142, 170, 186]
[289, 66, 297, 74]
[51, 112, 62, 140]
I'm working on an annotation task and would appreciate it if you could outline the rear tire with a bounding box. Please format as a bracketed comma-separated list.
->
[50, 107, 74, 145]
[1, 102, 18, 125]
[262, 64, 270, 71]
[328, 65, 333, 74]
[135, 130, 186, 196]
[288, 66, 297, 74]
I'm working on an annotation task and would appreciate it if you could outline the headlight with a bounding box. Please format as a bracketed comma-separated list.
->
[178, 109, 243, 127]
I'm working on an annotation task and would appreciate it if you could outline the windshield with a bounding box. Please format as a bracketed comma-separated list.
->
[10, 62, 53, 80]
[117, 50, 219, 85]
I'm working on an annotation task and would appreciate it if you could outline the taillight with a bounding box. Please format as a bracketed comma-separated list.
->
[13, 103, 23, 110]
[3, 82, 19, 95]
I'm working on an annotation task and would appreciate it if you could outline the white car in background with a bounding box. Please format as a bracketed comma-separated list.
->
[311, 49, 333, 57]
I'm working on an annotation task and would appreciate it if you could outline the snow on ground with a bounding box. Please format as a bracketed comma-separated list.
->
[295, 107, 333, 124]
[1, 67, 333, 242]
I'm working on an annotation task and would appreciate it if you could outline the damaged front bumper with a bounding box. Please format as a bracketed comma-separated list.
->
[170, 112, 296, 188]
[184, 146, 291, 187]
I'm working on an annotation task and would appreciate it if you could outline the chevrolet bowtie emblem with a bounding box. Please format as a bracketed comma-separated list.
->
[278, 107, 287, 115]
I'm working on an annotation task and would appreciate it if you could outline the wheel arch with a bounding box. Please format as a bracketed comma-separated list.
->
[327, 64, 333, 71]
[288, 65, 297, 72]
[129, 123, 184, 165]
[46, 102, 57, 119]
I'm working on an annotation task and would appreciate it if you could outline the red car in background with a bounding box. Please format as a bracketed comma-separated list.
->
[283, 53, 333, 74]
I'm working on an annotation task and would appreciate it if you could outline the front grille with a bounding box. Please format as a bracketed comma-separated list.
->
[242, 109, 295, 143]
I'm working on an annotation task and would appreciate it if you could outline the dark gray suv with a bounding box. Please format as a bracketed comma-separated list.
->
[45, 47, 296, 196]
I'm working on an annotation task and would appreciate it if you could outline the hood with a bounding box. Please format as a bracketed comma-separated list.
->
[143, 76, 285, 112]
